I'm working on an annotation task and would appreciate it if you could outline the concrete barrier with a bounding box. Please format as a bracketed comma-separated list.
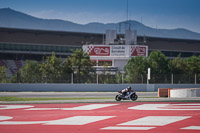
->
[0, 84, 147, 92]
[170, 88, 200, 98]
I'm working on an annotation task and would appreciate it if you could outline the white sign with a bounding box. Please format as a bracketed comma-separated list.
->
[110, 45, 126, 56]
[148, 68, 151, 80]
[83, 45, 148, 57]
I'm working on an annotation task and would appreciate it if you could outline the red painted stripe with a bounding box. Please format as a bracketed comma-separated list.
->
[0, 102, 199, 133]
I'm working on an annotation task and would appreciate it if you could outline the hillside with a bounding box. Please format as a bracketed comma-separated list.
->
[0, 8, 200, 40]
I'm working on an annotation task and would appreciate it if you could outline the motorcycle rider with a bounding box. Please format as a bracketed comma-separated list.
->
[121, 86, 133, 97]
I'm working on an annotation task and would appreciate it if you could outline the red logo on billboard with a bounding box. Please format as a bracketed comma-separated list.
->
[88, 46, 110, 56]
[131, 46, 146, 56]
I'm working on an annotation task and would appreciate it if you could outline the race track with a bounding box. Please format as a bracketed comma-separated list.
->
[0, 92, 157, 98]
[0, 102, 200, 133]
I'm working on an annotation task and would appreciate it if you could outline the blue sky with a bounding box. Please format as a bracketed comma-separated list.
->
[0, 0, 200, 33]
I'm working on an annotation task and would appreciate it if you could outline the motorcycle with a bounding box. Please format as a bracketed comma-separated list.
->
[115, 90, 138, 101]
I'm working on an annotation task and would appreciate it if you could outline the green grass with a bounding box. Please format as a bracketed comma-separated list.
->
[1, 96, 199, 103]
[0, 96, 113, 101]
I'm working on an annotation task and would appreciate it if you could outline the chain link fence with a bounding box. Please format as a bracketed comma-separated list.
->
[6, 73, 200, 84]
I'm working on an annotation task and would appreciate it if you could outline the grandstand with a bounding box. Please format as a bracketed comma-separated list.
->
[0, 60, 24, 77]
[0, 27, 200, 77]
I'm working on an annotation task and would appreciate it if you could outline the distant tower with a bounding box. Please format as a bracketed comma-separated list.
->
[125, 30, 137, 45]
[105, 30, 117, 45]
[126, 0, 130, 31]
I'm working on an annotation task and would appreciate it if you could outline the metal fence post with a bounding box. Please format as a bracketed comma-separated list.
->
[171, 73, 173, 84]
[122, 73, 124, 84]
[97, 73, 99, 84]
[147, 68, 150, 84]
[141, 74, 143, 84]
[71, 73, 73, 84]
[195, 73, 197, 84]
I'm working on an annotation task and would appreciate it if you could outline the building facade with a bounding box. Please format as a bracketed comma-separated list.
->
[0, 27, 200, 77]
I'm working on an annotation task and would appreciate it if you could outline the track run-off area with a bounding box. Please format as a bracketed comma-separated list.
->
[0, 102, 200, 133]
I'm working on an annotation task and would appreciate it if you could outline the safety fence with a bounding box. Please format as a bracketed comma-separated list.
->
[3, 73, 200, 84]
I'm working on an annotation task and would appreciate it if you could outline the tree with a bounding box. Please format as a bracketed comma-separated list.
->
[148, 51, 169, 74]
[124, 56, 148, 83]
[168, 54, 185, 74]
[67, 49, 93, 83]
[184, 56, 200, 75]
[148, 51, 169, 83]
[0, 66, 7, 83]
[20, 60, 41, 83]
[61, 59, 73, 83]
[116, 71, 122, 84]
[98, 62, 116, 84]
[168, 55, 188, 83]
[40, 52, 62, 83]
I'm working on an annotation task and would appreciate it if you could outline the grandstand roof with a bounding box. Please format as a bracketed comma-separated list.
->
[0, 27, 200, 52]
[0, 27, 103, 46]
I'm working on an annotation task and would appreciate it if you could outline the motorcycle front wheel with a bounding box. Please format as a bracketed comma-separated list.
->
[131, 94, 138, 101]
[115, 95, 122, 101]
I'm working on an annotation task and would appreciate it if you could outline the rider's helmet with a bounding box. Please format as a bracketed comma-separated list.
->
[127, 86, 132, 91]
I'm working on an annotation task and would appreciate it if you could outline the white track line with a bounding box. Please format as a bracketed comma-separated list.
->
[0, 116, 13, 121]
[101, 126, 155, 130]
[182, 126, 200, 130]
[118, 116, 191, 126]
[44, 116, 115, 125]
[62, 104, 118, 110]
[0, 105, 34, 110]
[0, 116, 115, 125]
[26, 104, 118, 111]
[129, 104, 200, 110]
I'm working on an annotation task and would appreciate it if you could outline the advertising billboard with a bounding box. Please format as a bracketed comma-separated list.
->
[86, 46, 110, 56]
[83, 45, 148, 57]
[130, 45, 147, 57]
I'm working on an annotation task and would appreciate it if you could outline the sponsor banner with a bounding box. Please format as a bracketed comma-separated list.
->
[83, 45, 148, 57]
[87, 46, 110, 56]
[131, 45, 147, 57]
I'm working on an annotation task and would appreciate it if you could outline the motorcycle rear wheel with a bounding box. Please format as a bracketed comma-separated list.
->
[131, 94, 138, 101]
[115, 95, 122, 101]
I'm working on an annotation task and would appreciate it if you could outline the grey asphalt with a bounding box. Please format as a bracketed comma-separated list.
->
[0, 92, 200, 104]
[0, 92, 157, 98]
